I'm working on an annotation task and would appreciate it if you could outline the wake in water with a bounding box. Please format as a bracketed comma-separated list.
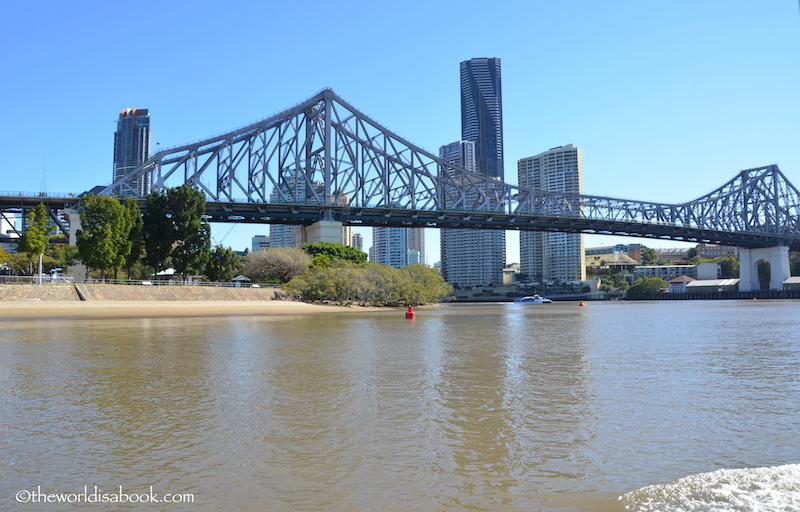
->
[620, 464, 800, 512]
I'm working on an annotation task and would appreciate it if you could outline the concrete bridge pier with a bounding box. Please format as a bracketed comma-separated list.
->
[297, 220, 346, 245]
[738, 246, 790, 292]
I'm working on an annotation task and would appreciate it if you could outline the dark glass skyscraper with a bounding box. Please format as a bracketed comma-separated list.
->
[113, 108, 151, 196]
[460, 58, 504, 179]
[437, 57, 506, 287]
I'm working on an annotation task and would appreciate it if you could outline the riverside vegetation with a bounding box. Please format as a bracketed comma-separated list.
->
[4, 189, 452, 306]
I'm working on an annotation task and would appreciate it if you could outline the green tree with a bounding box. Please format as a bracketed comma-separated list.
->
[626, 277, 668, 299]
[301, 242, 368, 264]
[713, 256, 739, 279]
[686, 247, 698, 259]
[76, 194, 134, 281]
[757, 260, 771, 290]
[124, 197, 144, 275]
[18, 204, 51, 274]
[241, 247, 312, 283]
[397, 264, 453, 305]
[143, 185, 211, 276]
[205, 246, 239, 282]
[791, 253, 800, 276]
[143, 190, 172, 272]
[641, 246, 658, 265]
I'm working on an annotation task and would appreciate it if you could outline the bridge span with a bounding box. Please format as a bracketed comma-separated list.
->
[2, 89, 799, 291]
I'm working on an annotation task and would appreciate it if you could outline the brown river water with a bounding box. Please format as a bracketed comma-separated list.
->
[2, 301, 799, 511]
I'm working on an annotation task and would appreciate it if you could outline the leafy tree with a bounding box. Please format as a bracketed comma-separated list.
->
[76, 194, 135, 280]
[713, 256, 739, 279]
[205, 246, 239, 282]
[397, 264, 453, 305]
[641, 246, 658, 265]
[757, 260, 771, 290]
[124, 197, 144, 275]
[241, 246, 312, 283]
[686, 247, 698, 259]
[143, 191, 172, 272]
[18, 204, 51, 274]
[791, 253, 800, 276]
[285, 262, 452, 306]
[301, 241, 367, 264]
[143, 185, 211, 275]
[626, 277, 667, 299]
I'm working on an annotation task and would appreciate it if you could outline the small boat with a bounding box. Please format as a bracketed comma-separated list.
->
[514, 294, 552, 304]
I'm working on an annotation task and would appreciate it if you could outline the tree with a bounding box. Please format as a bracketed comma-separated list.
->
[713, 256, 739, 279]
[76, 194, 135, 281]
[205, 246, 239, 282]
[626, 277, 667, 299]
[301, 242, 368, 264]
[791, 253, 800, 276]
[17, 204, 51, 274]
[240, 247, 312, 283]
[641, 246, 658, 265]
[143, 185, 211, 276]
[397, 264, 453, 305]
[686, 247, 698, 259]
[124, 197, 144, 275]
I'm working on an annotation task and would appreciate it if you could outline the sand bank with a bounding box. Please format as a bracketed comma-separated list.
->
[0, 300, 385, 321]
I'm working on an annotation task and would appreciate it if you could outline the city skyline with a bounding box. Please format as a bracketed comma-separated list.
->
[2, 2, 798, 261]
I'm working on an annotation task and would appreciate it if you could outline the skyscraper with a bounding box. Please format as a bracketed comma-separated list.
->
[460, 58, 504, 180]
[518, 144, 585, 283]
[113, 108, 151, 196]
[437, 58, 506, 287]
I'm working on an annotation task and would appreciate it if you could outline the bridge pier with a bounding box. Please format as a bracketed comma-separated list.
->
[738, 246, 790, 292]
[297, 220, 346, 245]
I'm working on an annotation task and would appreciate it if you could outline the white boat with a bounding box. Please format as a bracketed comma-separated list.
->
[514, 294, 552, 304]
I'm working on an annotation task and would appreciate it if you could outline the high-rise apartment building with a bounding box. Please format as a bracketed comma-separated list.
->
[351, 233, 363, 252]
[251, 235, 270, 252]
[518, 144, 585, 282]
[369, 224, 424, 269]
[370, 225, 409, 268]
[113, 108, 151, 196]
[439, 140, 505, 287]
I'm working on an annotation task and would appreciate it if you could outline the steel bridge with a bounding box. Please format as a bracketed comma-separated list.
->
[2, 89, 799, 289]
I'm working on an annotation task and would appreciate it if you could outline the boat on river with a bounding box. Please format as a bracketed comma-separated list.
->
[514, 294, 552, 304]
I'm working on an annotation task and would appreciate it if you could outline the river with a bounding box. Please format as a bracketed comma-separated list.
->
[1, 300, 799, 511]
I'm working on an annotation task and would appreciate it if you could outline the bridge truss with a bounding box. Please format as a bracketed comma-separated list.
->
[93, 89, 799, 250]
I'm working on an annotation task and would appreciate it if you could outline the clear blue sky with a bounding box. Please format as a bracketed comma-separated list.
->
[3, 1, 799, 263]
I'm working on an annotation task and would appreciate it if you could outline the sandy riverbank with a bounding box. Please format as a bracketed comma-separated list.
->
[0, 300, 385, 321]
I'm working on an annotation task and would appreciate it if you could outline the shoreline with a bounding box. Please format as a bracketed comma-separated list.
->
[0, 300, 387, 321]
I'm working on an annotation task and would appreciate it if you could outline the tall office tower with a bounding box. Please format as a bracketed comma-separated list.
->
[113, 108, 151, 196]
[518, 144, 585, 283]
[461, 58, 504, 180]
[370, 225, 409, 268]
[439, 140, 506, 287]
[351, 233, 364, 252]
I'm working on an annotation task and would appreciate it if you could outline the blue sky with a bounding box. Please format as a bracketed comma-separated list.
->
[2, 1, 799, 263]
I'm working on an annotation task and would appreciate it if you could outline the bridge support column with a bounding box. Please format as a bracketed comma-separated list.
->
[738, 246, 790, 292]
[65, 208, 81, 246]
[297, 220, 345, 245]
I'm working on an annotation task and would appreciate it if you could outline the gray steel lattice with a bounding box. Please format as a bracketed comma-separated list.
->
[99, 89, 800, 250]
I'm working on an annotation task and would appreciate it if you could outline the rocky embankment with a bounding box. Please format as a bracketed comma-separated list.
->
[0, 284, 280, 302]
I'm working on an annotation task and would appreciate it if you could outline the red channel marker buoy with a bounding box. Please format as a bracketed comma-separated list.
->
[406, 305, 416, 319]
[579, 300, 585, 307]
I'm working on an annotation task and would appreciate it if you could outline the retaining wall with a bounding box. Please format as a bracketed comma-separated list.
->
[0, 284, 279, 302]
